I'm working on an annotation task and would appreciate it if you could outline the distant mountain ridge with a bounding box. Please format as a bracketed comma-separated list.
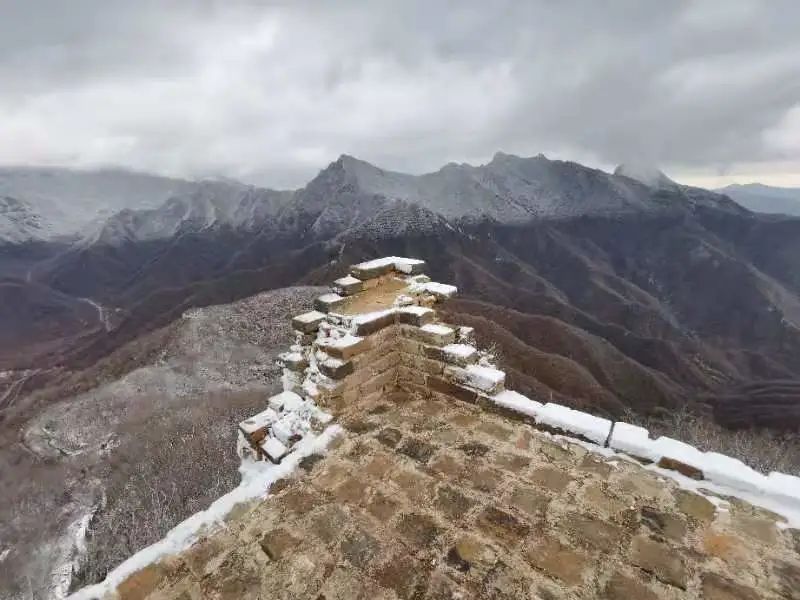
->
[717, 183, 800, 216]
[2, 151, 800, 434]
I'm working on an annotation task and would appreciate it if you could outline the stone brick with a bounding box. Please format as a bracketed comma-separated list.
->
[398, 437, 437, 463]
[340, 527, 379, 570]
[291, 310, 327, 333]
[699, 573, 761, 600]
[281, 487, 325, 515]
[476, 506, 530, 544]
[640, 506, 687, 542]
[530, 466, 574, 493]
[630, 535, 687, 589]
[354, 311, 397, 336]
[400, 353, 445, 376]
[603, 571, 660, 600]
[314, 293, 347, 313]
[446, 535, 497, 574]
[398, 337, 423, 355]
[733, 514, 778, 544]
[702, 530, 748, 564]
[333, 476, 370, 505]
[524, 536, 589, 586]
[364, 453, 395, 479]
[458, 441, 490, 458]
[396, 512, 442, 548]
[509, 485, 550, 519]
[468, 468, 503, 493]
[578, 454, 612, 477]
[566, 513, 626, 552]
[391, 467, 437, 504]
[396, 306, 435, 327]
[367, 492, 399, 521]
[407, 323, 456, 346]
[318, 358, 354, 380]
[376, 427, 403, 448]
[260, 528, 301, 560]
[319, 335, 370, 360]
[116, 562, 168, 600]
[374, 555, 424, 599]
[477, 420, 513, 441]
[351, 261, 395, 279]
[492, 453, 531, 477]
[397, 365, 427, 385]
[334, 275, 364, 295]
[657, 456, 704, 480]
[428, 376, 478, 404]
[278, 352, 308, 372]
[429, 453, 465, 478]
[435, 485, 476, 519]
[362, 368, 396, 395]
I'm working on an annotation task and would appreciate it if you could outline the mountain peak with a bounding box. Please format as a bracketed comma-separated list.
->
[614, 162, 677, 190]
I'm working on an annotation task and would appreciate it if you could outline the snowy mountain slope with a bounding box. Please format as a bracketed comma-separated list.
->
[85, 181, 292, 246]
[0, 196, 44, 244]
[0, 167, 198, 244]
[296, 152, 672, 224]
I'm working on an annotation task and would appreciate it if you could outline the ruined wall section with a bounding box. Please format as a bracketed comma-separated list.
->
[238, 255, 800, 518]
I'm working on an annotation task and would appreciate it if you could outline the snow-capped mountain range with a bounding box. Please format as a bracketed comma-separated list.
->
[1, 153, 750, 247]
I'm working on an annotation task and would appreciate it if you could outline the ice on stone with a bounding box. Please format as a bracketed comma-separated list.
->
[491, 390, 543, 418]
[261, 437, 288, 462]
[239, 407, 279, 435]
[609, 422, 652, 457]
[447, 364, 505, 393]
[268, 390, 304, 413]
[536, 403, 612, 445]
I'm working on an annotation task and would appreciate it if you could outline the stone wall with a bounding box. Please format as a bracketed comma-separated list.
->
[238, 256, 800, 515]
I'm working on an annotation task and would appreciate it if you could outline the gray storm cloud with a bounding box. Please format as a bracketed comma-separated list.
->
[0, 0, 798, 187]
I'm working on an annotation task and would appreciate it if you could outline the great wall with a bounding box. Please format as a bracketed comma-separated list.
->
[72, 257, 800, 599]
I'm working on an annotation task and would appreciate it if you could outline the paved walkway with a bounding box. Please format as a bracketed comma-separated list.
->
[115, 390, 798, 599]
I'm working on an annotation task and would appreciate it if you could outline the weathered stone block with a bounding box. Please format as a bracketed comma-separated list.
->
[398, 337, 423, 355]
[445, 364, 505, 395]
[397, 365, 426, 385]
[353, 311, 396, 336]
[318, 358, 354, 380]
[428, 376, 478, 404]
[477, 506, 531, 545]
[291, 310, 327, 333]
[314, 292, 346, 313]
[399, 352, 444, 376]
[359, 368, 395, 395]
[701, 573, 761, 600]
[414, 323, 456, 346]
[333, 275, 363, 296]
[524, 536, 589, 586]
[630, 535, 687, 589]
[260, 528, 301, 560]
[396, 306, 435, 327]
[318, 335, 369, 360]
[604, 572, 660, 600]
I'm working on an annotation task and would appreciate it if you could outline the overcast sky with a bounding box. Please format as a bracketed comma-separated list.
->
[1, 0, 799, 189]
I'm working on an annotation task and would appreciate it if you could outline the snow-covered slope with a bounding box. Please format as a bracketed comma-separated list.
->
[0, 167, 198, 244]
[85, 181, 292, 246]
[295, 153, 665, 225]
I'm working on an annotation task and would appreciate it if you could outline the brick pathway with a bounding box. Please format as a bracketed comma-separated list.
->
[116, 390, 799, 600]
